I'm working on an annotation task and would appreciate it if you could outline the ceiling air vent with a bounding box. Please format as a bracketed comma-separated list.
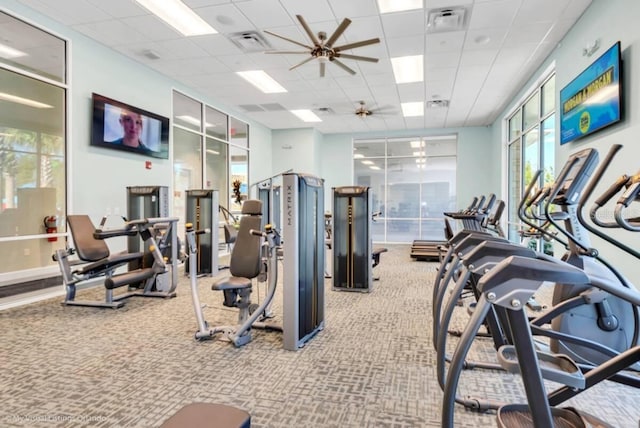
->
[426, 100, 450, 109]
[228, 31, 272, 53]
[315, 107, 335, 115]
[426, 7, 468, 33]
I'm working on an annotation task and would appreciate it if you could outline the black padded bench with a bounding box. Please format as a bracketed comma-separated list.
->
[161, 403, 251, 428]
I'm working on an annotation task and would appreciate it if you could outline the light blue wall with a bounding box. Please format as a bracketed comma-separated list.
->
[491, 0, 640, 281]
[271, 128, 321, 177]
[319, 127, 497, 210]
[3, 0, 273, 229]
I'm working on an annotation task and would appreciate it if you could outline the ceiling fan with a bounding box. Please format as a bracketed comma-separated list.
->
[264, 15, 380, 77]
[354, 101, 397, 118]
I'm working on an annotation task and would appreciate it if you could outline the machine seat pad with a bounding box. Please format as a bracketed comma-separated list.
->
[161, 403, 250, 428]
[373, 247, 388, 256]
[212, 276, 252, 291]
[73, 251, 144, 276]
[104, 267, 154, 290]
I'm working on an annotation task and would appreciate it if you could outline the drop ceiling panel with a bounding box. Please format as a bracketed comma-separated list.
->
[397, 82, 425, 102]
[503, 22, 553, 48]
[513, 0, 572, 25]
[381, 10, 428, 38]
[425, 52, 461, 70]
[464, 28, 508, 51]
[121, 15, 188, 41]
[327, 0, 380, 20]
[72, 20, 148, 47]
[386, 34, 425, 57]
[278, 0, 336, 23]
[459, 49, 498, 67]
[87, 0, 147, 19]
[426, 31, 465, 53]
[467, 0, 520, 30]
[425, 0, 473, 8]
[234, 0, 294, 29]
[10, 0, 593, 133]
[195, 4, 257, 34]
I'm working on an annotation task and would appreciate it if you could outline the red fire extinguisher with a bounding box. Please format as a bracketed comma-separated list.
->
[44, 215, 58, 242]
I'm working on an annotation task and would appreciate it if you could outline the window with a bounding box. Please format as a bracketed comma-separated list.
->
[506, 74, 556, 248]
[353, 135, 457, 243]
[0, 12, 67, 276]
[172, 91, 249, 239]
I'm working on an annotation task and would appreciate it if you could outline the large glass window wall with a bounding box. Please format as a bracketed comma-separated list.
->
[354, 135, 457, 243]
[0, 12, 67, 277]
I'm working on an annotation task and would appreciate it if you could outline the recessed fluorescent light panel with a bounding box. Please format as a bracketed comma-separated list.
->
[290, 109, 322, 122]
[401, 102, 424, 117]
[134, 0, 217, 36]
[391, 55, 423, 83]
[236, 71, 287, 94]
[0, 43, 27, 59]
[0, 92, 53, 109]
[377, 0, 423, 13]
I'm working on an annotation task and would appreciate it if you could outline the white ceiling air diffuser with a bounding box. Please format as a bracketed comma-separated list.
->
[426, 7, 468, 33]
[228, 31, 272, 52]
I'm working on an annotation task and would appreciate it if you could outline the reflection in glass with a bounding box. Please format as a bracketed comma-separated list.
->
[173, 127, 202, 239]
[205, 106, 227, 140]
[205, 138, 228, 209]
[173, 92, 202, 132]
[229, 146, 248, 212]
[230, 117, 248, 148]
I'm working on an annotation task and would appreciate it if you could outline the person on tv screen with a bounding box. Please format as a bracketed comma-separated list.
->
[109, 108, 153, 151]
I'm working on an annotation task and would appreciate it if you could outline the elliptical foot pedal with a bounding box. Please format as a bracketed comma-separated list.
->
[497, 404, 612, 428]
[497, 345, 584, 389]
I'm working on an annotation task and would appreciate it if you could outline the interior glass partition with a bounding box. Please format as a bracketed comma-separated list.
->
[353, 135, 457, 243]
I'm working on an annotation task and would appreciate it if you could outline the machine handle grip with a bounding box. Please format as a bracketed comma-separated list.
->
[595, 174, 629, 207]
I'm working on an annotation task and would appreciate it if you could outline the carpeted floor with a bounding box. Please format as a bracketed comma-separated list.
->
[0, 244, 639, 427]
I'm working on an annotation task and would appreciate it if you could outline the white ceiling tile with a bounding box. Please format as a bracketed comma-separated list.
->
[72, 20, 149, 47]
[458, 49, 498, 67]
[467, 0, 520, 30]
[12, 0, 592, 134]
[86, 0, 148, 19]
[425, 0, 473, 9]
[235, 0, 294, 29]
[194, 3, 257, 34]
[425, 52, 461, 69]
[426, 31, 465, 53]
[121, 15, 187, 41]
[278, 0, 337, 23]
[513, 0, 572, 25]
[425, 80, 454, 100]
[381, 10, 427, 38]
[456, 64, 490, 81]
[464, 28, 508, 51]
[386, 35, 424, 57]
[327, 0, 380, 19]
[397, 82, 425, 102]
[503, 22, 553, 48]
[425, 67, 456, 81]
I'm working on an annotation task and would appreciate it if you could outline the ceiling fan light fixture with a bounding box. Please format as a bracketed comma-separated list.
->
[377, 0, 423, 14]
[236, 70, 287, 94]
[391, 55, 423, 84]
[134, 0, 217, 36]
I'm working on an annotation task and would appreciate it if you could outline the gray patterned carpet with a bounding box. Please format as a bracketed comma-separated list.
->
[0, 245, 639, 427]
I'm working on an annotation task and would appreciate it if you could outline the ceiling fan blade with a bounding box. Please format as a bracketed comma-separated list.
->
[325, 18, 351, 48]
[335, 53, 379, 63]
[330, 58, 356, 75]
[264, 30, 312, 50]
[334, 38, 380, 52]
[296, 15, 321, 46]
[289, 55, 316, 71]
[265, 50, 310, 55]
[320, 61, 326, 77]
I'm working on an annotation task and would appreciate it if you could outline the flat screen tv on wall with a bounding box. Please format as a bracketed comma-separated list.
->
[559, 41, 622, 145]
[90, 93, 170, 159]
